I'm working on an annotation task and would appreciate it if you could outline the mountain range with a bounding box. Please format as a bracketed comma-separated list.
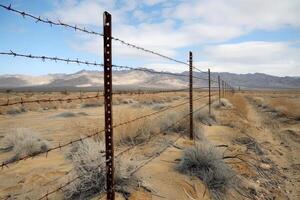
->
[0, 70, 299, 90]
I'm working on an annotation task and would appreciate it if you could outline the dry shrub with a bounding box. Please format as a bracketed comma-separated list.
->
[6, 106, 26, 115]
[252, 97, 266, 108]
[266, 97, 300, 119]
[194, 107, 216, 125]
[64, 139, 135, 200]
[159, 111, 204, 139]
[81, 101, 103, 108]
[55, 111, 77, 118]
[121, 98, 135, 104]
[213, 98, 233, 109]
[114, 109, 157, 145]
[227, 95, 248, 118]
[178, 142, 235, 200]
[54, 112, 88, 118]
[152, 103, 168, 111]
[233, 136, 264, 155]
[1, 128, 49, 162]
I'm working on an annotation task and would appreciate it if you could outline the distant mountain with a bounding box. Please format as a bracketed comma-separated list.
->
[0, 70, 299, 90]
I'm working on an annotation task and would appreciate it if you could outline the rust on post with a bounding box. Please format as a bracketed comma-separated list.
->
[218, 75, 221, 105]
[103, 11, 115, 200]
[222, 80, 225, 97]
[208, 68, 211, 115]
[189, 51, 193, 140]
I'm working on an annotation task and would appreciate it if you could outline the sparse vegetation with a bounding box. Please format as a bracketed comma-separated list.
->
[213, 98, 233, 109]
[194, 107, 216, 125]
[81, 102, 103, 108]
[177, 142, 235, 200]
[6, 106, 26, 115]
[233, 136, 264, 155]
[54, 111, 89, 118]
[64, 139, 135, 200]
[227, 94, 248, 118]
[1, 128, 49, 162]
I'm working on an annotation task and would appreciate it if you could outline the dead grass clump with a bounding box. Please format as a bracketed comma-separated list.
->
[54, 112, 89, 118]
[121, 99, 135, 104]
[55, 111, 77, 118]
[1, 128, 49, 161]
[6, 107, 26, 115]
[194, 107, 216, 125]
[178, 142, 234, 200]
[81, 102, 103, 108]
[213, 98, 233, 109]
[252, 97, 266, 108]
[266, 97, 300, 119]
[227, 95, 248, 118]
[233, 137, 264, 155]
[118, 120, 154, 145]
[64, 139, 134, 199]
[159, 112, 181, 131]
[152, 103, 168, 111]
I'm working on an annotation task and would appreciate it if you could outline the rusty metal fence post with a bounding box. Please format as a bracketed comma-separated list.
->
[189, 51, 193, 140]
[222, 80, 225, 97]
[208, 68, 211, 115]
[218, 75, 221, 105]
[103, 11, 115, 200]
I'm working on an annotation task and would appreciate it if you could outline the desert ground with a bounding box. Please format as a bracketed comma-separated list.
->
[0, 90, 299, 200]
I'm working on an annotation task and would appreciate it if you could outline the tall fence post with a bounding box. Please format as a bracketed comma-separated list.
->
[103, 11, 115, 200]
[208, 68, 211, 115]
[222, 80, 225, 97]
[218, 75, 221, 105]
[189, 51, 193, 140]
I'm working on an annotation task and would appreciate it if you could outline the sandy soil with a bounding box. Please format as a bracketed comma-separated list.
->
[0, 91, 299, 200]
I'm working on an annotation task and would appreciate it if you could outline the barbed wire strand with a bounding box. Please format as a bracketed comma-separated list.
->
[0, 51, 103, 67]
[0, 4, 104, 37]
[0, 93, 103, 107]
[0, 50, 212, 83]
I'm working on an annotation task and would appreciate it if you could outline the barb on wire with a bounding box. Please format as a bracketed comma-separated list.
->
[0, 51, 103, 67]
[0, 93, 103, 107]
[0, 4, 104, 37]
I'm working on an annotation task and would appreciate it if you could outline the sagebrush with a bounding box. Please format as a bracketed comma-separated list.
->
[178, 142, 235, 200]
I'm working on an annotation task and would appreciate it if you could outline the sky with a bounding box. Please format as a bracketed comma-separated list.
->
[0, 0, 300, 77]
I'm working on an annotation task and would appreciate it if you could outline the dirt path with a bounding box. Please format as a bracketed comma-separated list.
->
[245, 98, 300, 200]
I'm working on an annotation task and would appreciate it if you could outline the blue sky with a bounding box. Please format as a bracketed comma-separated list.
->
[0, 0, 299, 76]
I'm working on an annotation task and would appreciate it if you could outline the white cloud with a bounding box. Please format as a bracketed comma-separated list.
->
[198, 41, 300, 76]
[167, 0, 300, 30]
[143, 0, 166, 6]
[45, 0, 300, 76]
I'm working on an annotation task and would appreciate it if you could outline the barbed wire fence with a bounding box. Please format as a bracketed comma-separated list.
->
[0, 4, 235, 200]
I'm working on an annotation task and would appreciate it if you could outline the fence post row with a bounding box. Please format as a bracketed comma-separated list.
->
[103, 11, 115, 200]
[189, 51, 193, 140]
[208, 68, 211, 116]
